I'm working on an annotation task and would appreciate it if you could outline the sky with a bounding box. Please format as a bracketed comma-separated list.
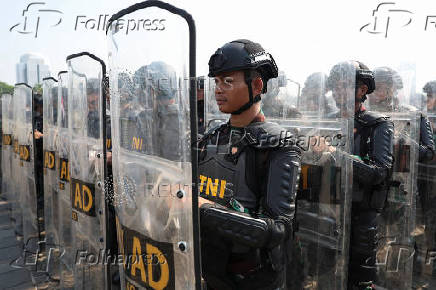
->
[2, 0, 436, 93]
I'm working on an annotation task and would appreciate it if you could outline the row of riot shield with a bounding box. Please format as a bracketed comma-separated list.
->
[40, 52, 113, 289]
[2, 83, 45, 268]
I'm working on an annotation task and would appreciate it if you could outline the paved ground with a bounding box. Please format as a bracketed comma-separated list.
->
[0, 198, 35, 290]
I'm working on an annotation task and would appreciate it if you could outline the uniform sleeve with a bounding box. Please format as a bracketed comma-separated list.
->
[354, 120, 394, 185]
[419, 114, 435, 162]
[263, 146, 301, 220]
[200, 145, 301, 249]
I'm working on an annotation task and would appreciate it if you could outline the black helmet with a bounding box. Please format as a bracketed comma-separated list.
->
[327, 60, 375, 102]
[373, 66, 403, 91]
[208, 39, 278, 114]
[423, 80, 436, 97]
[134, 61, 177, 100]
[87, 78, 100, 96]
[304, 72, 328, 92]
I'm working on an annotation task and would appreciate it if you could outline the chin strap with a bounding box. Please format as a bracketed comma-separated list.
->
[231, 71, 261, 115]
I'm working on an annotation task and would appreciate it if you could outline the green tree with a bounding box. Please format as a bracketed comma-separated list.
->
[0, 82, 14, 95]
[33, 84, 43, 95]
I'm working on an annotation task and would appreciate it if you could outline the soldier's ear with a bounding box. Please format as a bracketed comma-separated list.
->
[252, 77, 264, 96]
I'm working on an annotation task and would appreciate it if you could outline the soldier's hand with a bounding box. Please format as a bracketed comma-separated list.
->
[107, 151, 112, 165]
[34, 129, 43, 139]
[199, 196, 214, 208]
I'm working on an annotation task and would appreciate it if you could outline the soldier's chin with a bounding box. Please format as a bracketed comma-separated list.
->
[218, 105, 231, 113]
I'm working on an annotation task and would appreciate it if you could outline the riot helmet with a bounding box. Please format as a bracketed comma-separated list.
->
[208, 39, 278, 114]
[423, 80, 436, 98]
[299, 72, 328, 111]
[370, 66, 403, 110]
[134, 61, 177, 103]
[327, 60, 374, 110]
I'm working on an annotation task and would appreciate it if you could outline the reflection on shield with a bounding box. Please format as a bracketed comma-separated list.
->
[367, 63, 419, 290]
[42, 77, 61, 280]
[262, 70, 354, 290]
[107, 1, 200, 289]
[67, 52, 109, 289]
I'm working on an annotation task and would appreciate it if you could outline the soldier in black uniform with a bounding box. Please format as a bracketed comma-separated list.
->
[327, 61, 395, 290]
[371, 67, 435, 163]
[415, 80, 436, 283]
[198, 39, 301, 289]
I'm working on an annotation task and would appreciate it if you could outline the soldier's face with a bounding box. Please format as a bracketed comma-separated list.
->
[88, 94, 99, 111]
[197, 88, 204, 101]
[372, 83, 392, 103]
[302, 87, 322, 110]
[427, 96, 436, 111]
[331, 81, 349, 108]
[213, 71, 250, 113]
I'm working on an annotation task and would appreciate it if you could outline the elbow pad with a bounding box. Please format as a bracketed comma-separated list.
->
[420, 145, 435, 162]
[370, 119, 394, 170]
[419, 115, 435, 162]
[354, 119, 394, 185]
[353, 159, 389, 185]
[264, 148, 301, 219]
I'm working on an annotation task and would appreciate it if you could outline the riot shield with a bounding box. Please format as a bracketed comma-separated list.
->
[204, 77, 227, 130]
[261, 71, 301, 119]
[57, 70, 75, 289]
[107, 1, 200, 289]
[1, 94, 13, 202]
[367, 64, 419, 290]
[261, 65, 353, 289]
[11, 86, 23, 238]
[67, 52, 110, 290]
[414, 80, 436, 288]
[42, 76, 60, 281]
[15, 83, 41, 257]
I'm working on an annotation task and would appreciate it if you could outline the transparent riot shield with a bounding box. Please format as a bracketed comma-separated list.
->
[67, 53, 109, 290]
[367, 64, 419, 290]
[42, 77, 60, 281]
[2, 94, 13, 202]
[57, 70, 75, 289]
[262, 71, 301, 119]
[11, 86, 23, 238]
[107, 1, 200, 289]
[414, 80, 436, 288]
[204, 77, 227, 130]
[15, 83, 41, 258]
[262, 66, 353, 289]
